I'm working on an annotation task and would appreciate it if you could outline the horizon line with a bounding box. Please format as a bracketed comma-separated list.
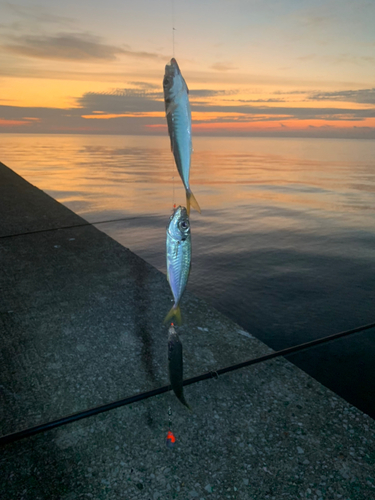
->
[0, 131, 374, 140]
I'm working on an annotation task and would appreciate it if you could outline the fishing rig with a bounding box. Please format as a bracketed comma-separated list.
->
[163, 1, 197, 445]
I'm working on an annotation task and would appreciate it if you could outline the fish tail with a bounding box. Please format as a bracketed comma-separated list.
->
[186, 189, 201, 215]
[163, 305, 182, 325]
[178, 393, 192, 411]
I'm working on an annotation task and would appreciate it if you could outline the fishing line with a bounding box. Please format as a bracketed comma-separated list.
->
[173, 176, 175, 208]
[169, 0, 176, 210]
[171, 0, 176, 57]
[1, 320, 374, 446]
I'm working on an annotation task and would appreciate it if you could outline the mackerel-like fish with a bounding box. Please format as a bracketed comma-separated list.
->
[168, 324, 190, 409]
[164, 206, 191, 325]
[163, 58, 201, 216]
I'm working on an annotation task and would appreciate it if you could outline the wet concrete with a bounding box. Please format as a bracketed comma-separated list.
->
[0, 161, 374, 500]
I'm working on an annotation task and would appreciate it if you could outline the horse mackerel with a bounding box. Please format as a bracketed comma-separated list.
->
[163, 58, 201, 216]
[168, 324, 191, 410]
[164, 206, 191, 325]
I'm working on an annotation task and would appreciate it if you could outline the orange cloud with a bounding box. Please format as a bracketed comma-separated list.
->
[82, 112, 164, 120]
[0, 118, 34, 127]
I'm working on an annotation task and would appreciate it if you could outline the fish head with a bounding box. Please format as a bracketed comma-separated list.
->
[167, 206, 190, 242]
[163, 58, 187, 97]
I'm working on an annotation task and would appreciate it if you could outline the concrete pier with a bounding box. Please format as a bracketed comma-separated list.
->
[0, 161, 374, 500]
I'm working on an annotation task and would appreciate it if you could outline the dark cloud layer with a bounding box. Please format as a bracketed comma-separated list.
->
[192, 103, 375, 121]
[274, 90, 309, 95]
[77, 89, 164, 113]
[3, 2, 75, 25]
[1, 85, 375, 138]
[128, 82, 160, 90]
[211, 62, 238, 71]
[309, 88, 375, 104]
[76, 88, 238, 113]
[237, 98, 285, 103]
[0, 104, 161, 135]
[76, 88, 375, 121]
[2, 33, 162, 62]
[189, 89, 237, 97]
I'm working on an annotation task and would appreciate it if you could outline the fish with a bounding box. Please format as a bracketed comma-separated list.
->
[163, 58, 201, 216]
[164, 206, 191, 325]
[168, 324, 190, 410]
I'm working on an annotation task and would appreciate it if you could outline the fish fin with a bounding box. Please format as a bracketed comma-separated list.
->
[178, 394, 192, 411]
[172, 386, 192, 411]
[166, 102, 178, 116]
[164, 305, 182, 325]
[186, 190, 201, 215]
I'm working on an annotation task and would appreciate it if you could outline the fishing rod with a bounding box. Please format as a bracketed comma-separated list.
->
[0, 215, 161, 241]
[1, 320, 374, 447]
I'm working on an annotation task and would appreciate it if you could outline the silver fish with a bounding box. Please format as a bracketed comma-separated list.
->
[164, 206, 191, 325]
[163, 58, 201, 216]
[168, 324, 190, 409]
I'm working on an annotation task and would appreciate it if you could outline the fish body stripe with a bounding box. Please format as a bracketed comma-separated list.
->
[166, 231, 191, 306]
[168, 93, 192, 190]
[165, 73, 192, 192]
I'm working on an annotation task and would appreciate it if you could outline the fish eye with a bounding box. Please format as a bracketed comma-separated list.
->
[163, 77, 170, 87]
[179, 220, 189, 231]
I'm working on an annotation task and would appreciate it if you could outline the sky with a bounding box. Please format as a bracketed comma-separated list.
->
[1, 0, 375, 138]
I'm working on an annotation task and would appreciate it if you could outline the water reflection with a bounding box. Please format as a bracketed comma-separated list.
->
[2, 135, 375, 221]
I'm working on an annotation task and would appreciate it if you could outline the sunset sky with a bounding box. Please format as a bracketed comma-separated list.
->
[1, 0, 375, 138]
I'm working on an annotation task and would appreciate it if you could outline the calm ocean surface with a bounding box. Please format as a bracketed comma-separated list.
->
[1, 133, 375, 417]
